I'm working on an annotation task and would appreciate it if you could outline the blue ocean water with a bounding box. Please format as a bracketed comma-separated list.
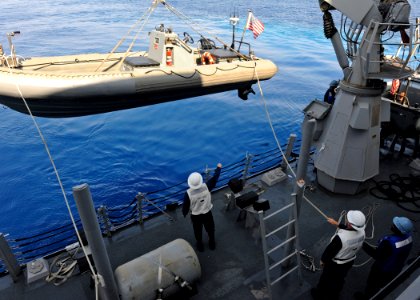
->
[0, 0, 418, 243]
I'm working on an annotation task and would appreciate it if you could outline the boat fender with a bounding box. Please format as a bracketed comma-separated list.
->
[201, 52, 215, 65]
[415, 117, 420, 132]
[166, 47, 173, 66]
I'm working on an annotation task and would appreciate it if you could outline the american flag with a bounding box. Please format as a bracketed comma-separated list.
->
[246, 12, 264, 39]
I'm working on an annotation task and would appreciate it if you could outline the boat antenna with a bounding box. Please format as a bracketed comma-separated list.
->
[6, 31, 20, 68]
[162, 1, 249, 59]
[229, 9, 239, 49]
[237, 10, 251, 52]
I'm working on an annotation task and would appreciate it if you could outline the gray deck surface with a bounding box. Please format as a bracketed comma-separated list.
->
[0, 152, 419, 300]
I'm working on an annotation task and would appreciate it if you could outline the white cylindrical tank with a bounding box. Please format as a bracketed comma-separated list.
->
[115, 238, 201, 300]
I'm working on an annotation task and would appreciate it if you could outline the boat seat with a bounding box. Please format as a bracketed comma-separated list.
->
[124, 56, 160, 67]
[204, 49, 240, 60]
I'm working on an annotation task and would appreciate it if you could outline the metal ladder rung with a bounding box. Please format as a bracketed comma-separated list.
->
[266, 219, 295, 238]
[263, 203, 294, 221]
[269, 250, 297, 271]
[267, 236, 296, 255]
[271, 265, 299, 286]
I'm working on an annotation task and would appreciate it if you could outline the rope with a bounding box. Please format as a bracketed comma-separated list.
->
[115, 2, 159, 70]
[252, 57, 335, 274]
[302, 194, 329, 220]
[45, 252, 77, 286]
[95, 1, 159, 72]
[299, 250, 321, 272]
[5, 54, 101, 299]
[369, 174, 420, 213]
[253, 60, 297, 179]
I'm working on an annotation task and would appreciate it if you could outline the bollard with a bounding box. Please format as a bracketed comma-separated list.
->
[280, 134, 297, 170]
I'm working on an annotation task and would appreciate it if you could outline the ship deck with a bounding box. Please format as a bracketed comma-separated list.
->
[1, 150, 419, 300]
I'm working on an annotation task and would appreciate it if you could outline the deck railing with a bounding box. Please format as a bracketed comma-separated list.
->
[0, 139, 301, 276]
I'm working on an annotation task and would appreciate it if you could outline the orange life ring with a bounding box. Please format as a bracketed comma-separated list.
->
[201, 52, 215, 65]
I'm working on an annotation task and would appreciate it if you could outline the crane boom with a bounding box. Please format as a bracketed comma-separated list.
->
[319, 0, 382, 26]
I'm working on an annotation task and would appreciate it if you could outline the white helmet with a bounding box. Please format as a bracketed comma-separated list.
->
[187, 172, 203, 190]
[347, 210, 366, 231]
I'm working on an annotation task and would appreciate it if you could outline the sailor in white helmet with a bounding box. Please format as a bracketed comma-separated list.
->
[183, 163, 222, 252]
[311, 210, 366, 300]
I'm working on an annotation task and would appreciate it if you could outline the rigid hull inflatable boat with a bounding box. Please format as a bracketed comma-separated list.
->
[0, 27, 277, 117]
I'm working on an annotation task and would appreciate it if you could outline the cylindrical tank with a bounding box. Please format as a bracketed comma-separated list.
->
[115, 238, 201, 300]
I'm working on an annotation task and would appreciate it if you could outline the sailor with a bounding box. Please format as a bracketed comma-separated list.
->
[323, 80, 339, 105]
[311, 210, 366, 300]
[183, 163, 222, 252]
[355, 216, 414, 299]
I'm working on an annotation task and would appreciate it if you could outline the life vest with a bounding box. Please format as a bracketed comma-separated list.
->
[332, 229, 365, 264]
[187, 184, 212, 215]
[377, 234, 413, 273]
[390, 79, 400, 95]
[201, 52, 215, 65]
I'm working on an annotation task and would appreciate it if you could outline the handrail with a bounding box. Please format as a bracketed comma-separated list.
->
[0, 142, 301, 275]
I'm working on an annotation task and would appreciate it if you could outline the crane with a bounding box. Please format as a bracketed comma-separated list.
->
[307, 0, 417, 194]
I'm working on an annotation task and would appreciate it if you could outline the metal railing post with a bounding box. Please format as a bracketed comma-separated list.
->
[280, 134, 297, 170]
[204, 165, 211, 183]
[258, 212, 272, 300]
[97, 206, 112, 238]
[136, 193, 144, 225]
[283, 118, 316, 266]
[0, 233, 21, 282]
[242, 152, 253, 184]
[291, 193, 303, 285]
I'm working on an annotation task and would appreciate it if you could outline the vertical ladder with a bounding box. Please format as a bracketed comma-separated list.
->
[258, 193, 302, 300]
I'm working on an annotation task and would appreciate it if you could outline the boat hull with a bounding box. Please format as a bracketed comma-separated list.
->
[0, 80, 259, 117]
[0, 57, 277, 117]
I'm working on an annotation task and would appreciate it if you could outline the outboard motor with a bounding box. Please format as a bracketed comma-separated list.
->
[238, 85, 255, 100]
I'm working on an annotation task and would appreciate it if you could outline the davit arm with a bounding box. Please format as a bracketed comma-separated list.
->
[306, 0, 414, 194]
[317, 0, 383, 79]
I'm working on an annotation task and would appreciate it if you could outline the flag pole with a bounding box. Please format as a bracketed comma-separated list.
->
[238, 10, 252, 52]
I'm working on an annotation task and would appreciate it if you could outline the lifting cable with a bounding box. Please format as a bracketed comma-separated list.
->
[252, 60, 296, 179]
[161, 1, 249, 60]
[95, 1, 159, 72]
[5, 60, 101, 300]
[115, 2, 159, 70]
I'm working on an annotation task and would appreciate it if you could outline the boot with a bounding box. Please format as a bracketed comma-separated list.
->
[196, 241, 204, 252]
[209, 239, 216, 250]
